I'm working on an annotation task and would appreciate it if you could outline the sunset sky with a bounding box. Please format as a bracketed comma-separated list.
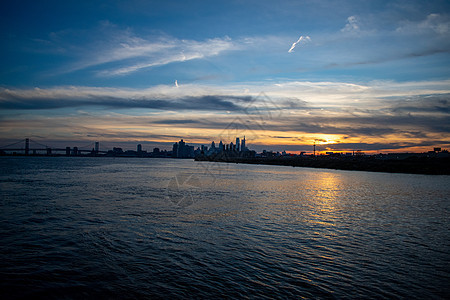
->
[1, 0, 449, 153]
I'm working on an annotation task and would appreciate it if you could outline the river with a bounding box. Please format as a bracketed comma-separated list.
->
[1, 157, 449, 298]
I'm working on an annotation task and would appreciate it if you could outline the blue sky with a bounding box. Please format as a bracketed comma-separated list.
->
[1, 0, 449, 153]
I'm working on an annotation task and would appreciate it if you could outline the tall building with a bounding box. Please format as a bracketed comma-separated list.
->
[178, 139, 186, 157]
[219, 141, 223, 152]
[172, 142, 178, 157]
[95, 142, 99, 153]
[236, 137, 240, 152]
[137, 144, 142, 152]
[172, 139, 194, 158]
[241, 136, 246, 151]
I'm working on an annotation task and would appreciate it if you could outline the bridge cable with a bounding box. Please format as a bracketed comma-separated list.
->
[0, 139, 26, 149]
[77, 142, 96, 149]
[29, 139, 49, 148]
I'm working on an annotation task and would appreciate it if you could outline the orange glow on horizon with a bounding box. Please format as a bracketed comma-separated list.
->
[2, 115, 445, 154]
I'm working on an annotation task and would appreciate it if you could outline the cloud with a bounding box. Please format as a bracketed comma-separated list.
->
[314, 13, 449, 72]
[288, 35, 311, 53]
[0, 86, 252, 111]
[319, 141, 448, 152]
[97, 37, 236, 76]
[396, 13, 450, 35]
[152, 119, 201, 125]
[1, 81, 449, 152]
[324, 48, 450, 69]
[341, 16, 360, 33]
[2, 80, 450, 113]
[38, 23, 236, 76]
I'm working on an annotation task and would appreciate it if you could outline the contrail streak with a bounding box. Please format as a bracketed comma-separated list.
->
[288, 35, 311, 53]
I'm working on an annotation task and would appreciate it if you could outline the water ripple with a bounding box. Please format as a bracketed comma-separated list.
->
[0, 157, 449, 298]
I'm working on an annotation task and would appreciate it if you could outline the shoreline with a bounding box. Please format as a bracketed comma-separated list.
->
[195, 156, 450, 175]
[2, 154, 449, 175]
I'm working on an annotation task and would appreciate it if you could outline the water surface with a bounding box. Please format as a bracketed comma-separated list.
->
[1, 157, 449, 298]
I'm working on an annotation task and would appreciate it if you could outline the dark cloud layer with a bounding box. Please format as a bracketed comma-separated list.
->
[325, 140, 450, 151]
[0, 90, 253, 111]
[1, 88, 449, 152]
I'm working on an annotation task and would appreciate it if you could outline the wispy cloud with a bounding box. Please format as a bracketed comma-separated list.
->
[0, 86, 253, 111]
[396, 13, 450, 35]
[341, 16, 360, 33]
[288, 35, 311, 53]
[97, 36, 235, 76]
[2, 80, 450, 111]
[38, 23, 237, 77]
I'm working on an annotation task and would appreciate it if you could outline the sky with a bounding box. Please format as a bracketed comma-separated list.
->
[1, 0, 449, 153]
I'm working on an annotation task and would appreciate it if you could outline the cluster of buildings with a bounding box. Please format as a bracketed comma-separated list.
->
[7, 136, 446, 159]
[104, 138, 377, 159]
[102, 137, 252, 158]
[172, 137, 251, 158]
[107, 145, 169, 157]
[172, 139, 195, 158]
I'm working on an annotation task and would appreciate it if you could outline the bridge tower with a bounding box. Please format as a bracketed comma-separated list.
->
[25, 138, 30, 155]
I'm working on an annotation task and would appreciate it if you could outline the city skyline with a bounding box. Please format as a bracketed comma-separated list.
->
[1, 1, 450, 153]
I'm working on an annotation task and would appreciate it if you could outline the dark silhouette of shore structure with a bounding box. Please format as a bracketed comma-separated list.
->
[1, 137, 449, 174]
[196, 153, 450, 175]
[193, 138, 449, 175]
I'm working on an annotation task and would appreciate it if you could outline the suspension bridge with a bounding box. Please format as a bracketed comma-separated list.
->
[0, 138, 108, 156]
